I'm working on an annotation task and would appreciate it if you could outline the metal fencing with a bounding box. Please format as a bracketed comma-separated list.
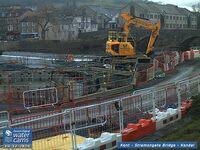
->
[0, 111, 9, 147]
[0, 74, 200, 149]
[23, 87, 58, 110]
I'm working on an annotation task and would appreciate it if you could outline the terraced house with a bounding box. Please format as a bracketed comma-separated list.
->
[0, 6, 32, 40]
[120, 1, 198, 30]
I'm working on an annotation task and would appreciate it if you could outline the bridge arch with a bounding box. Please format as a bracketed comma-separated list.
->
[179, 36, 200, 51]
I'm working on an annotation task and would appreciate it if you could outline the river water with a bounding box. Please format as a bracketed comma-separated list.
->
[0, 51, 96, 68]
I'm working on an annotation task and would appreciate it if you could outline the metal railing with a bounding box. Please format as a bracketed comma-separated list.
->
[0, 74, 199, 149]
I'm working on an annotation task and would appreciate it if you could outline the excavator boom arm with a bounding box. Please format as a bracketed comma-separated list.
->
[121, 12, 161, 56]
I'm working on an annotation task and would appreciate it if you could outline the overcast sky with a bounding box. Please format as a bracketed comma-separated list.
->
[150, 0, 197, 10]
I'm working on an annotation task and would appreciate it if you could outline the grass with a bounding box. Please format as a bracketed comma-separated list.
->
[159, 95, 200, 148]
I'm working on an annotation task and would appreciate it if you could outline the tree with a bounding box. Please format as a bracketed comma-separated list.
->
[192, 3, 200, 30]
[192, 2, 200, 12]
[35, 6, 55, 40]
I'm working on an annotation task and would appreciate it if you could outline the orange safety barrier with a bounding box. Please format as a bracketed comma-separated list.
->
[181, 100, 193, 115]
[122, 119, 156, 141]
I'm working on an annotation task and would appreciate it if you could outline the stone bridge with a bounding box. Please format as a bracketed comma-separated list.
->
[0, 29, 200, 55]
[135, 28, 200, 52]
[79, 28, 200, 53]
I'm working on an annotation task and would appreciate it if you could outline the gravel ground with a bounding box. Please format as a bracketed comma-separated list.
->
[137, 60, 200, 89]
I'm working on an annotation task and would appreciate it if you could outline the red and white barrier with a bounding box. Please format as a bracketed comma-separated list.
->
[152, 108, 181, 130]
[77, 132, 122, 150]
[183, 50, 200, 61]
[163, 60, 176, 73]
[175, 51, 181, 65]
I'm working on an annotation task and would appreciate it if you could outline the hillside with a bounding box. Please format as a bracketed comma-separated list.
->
[0, 0, 129, 7]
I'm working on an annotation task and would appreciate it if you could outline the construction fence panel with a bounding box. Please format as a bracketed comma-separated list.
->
[0, 111, 9, 147]
[146, 65, 155, 81]
[122, 95, 143, 125]
[179, 75, 200, 100]
[10, 110, 76, 150]
[23, 87, 58, 109]
[0, 86, 8, 103]
[155, 88, 167, 108]
[187, 76, 200, 97]
[64, 102, 112, 138]
[1, 73, 200, 149]
[63, 99, 123, 150]
[163, 84, 178, 106]
[141, 92, 154, 113]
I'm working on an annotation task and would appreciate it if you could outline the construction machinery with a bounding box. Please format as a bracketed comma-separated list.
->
[106, 12, 161, 63]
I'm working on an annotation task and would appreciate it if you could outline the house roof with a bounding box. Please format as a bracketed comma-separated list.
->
[86, 5, 116, 19]
[122, 1, 192, 16]
[0, 7, 32, 18]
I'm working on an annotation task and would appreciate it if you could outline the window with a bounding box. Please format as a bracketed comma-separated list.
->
[173, 16, 175, 20]
[180, 24, 182, 28]
[170, 24, 172, 28]
[170, 16, 172, 20]
[177, 16, 179, 20]
[165, 15, 169, 19]
[98, 16, 102, 20]
[163, 119, 167, 124]
[173, 24, 176, 28]
[22, 27, 25, 33]
[150, 14, 153, 19]
[170, 117, 173, 121]
[180, 17, 182, 20]
[22, 22, 26, 26]
[165, 24, 169, 28]
[140, 14, 144, 18]
[8, 25, 13, 31]
[176, 114, 179, 119]
[154, 14, 157, 19]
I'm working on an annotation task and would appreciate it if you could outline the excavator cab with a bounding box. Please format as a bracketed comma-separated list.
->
[106, 31, 136, 56]
[106, 31, 153, 64]
[106, 12, 160, 65]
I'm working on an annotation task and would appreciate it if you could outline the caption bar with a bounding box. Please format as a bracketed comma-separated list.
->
[118, 142, 197, 149]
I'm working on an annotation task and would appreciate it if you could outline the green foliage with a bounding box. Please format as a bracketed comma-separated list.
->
[160, 95, 200, 148]
[189, 95, 200, 118]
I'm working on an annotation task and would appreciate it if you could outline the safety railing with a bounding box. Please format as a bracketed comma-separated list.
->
[0, 111, 9, 147]
[23, 87, 58, 110]
[0, 74, 200, 149]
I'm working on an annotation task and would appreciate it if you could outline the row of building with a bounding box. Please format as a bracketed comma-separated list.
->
[121, 1, 199, 30]
[0, 1, 200, 41]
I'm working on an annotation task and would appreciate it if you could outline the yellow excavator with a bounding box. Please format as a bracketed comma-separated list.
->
[106, 12, 161, 63]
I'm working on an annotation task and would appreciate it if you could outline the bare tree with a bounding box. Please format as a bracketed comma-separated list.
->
[35, 6, 55, 40]
[192, 2, 200, 12]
